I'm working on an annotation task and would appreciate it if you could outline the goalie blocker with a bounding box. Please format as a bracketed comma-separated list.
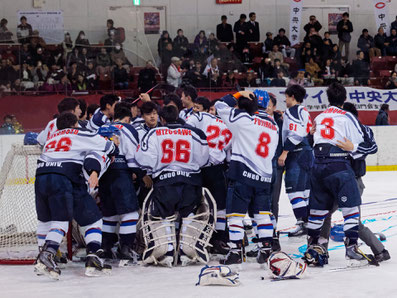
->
[141, 188, 217, 267]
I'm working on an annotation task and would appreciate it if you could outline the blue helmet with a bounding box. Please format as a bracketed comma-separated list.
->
[330, 224, 344, 242]
[24, 132, 39, 145]
[98, 125, 120, 139]
[253, 89, 270, 109]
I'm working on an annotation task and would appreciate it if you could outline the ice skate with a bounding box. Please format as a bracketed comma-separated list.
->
[220, 245, 243, 266]
[272, 231, 281, 252]
[375, 249, 390, 263]
[85, 249, 112, 277]
[288, 220, 307, 237]
[157, 250, 174, 268]
[345, 240, 379, 267]
[257, 241, 272, 264]
[246, 244, 259, 258]
[118, 245, 139, 267]
[34, 245, 61, 280]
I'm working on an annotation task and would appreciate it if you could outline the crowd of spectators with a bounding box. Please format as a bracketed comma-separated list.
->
[2, 12, 397, 93]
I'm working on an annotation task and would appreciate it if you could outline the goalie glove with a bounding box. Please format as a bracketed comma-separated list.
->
[267, 251, 307, 280]
[196, 265, 240, 286]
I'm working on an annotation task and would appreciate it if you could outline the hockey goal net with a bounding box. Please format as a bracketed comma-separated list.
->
[0, 144, 41, 264]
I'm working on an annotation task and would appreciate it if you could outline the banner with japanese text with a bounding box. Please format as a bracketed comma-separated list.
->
[373, 1, 390, 34]
[289, 0, 303, 46]
[246, 87, 397, 112]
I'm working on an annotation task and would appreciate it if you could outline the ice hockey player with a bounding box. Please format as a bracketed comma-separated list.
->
[303, 83, 370, 267]
[278, 85, 313, 237]
[98, 103, 142, 265]
[186, 96, 232, 254]
[215, 91, 279, 265]
[179, 85, 198, 120]
[87, 94, 118, 131]
[34, 112, 118, 279]
[37, 97, 82, 146]
[136, 105, 210, 267]
[318, 102, 390, 263]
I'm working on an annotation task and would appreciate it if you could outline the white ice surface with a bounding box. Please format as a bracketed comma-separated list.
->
[0, 171, 396, 298]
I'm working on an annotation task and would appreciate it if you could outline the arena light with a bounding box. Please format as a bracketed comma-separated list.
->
[133, 0, 141, 5]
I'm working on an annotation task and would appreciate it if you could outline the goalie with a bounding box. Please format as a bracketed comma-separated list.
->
[136, 105, 214, 267]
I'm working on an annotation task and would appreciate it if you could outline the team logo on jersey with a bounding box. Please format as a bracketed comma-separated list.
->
[341, 196, 347, 203]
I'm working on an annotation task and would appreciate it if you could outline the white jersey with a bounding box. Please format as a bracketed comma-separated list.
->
[179, 108, 194, 121]
[37, 128, 117, 183]
[136, 123, 209, 186]
[215, 95, 279, 187]
[314, 106, 364, 156]
[186, 112, 232, 166]
[87, 108, 111, 132]
[37, 119, 58, 146]
[282, 105, 312, 151]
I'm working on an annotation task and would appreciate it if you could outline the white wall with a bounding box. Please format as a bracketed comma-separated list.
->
[1, 126, 397, 169]
[1, 0, 396, 56]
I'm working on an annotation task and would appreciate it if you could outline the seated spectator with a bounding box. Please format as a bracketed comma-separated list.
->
[53, 74, 72, 93]
[269, 44, 284, 66]
[322, 35, 333, 61]
[110, 43, 132, 67]
[300, 42, 314, 67]
[0, 115, 15, 134]
[104, 31, 117, 53]
[10, 115, 24, 134]
[216, 15, 234, 42]
[67, 62, 80, 86]
[321, 58, 337, 85]
[303, 15, 322, 36]
[0, 18, 13, 43]
[262, 32, 274, 55]
[305, 57, 322, 85]
[75, 31, 90, 50]
[323, 31, 333, 45]
[208, 33, 220, 55]
[203, 57, 219, 78]
[73, 74, 88, 91]
[30, 30, 46, 52]
[207, 69, 222, 88]
[336, 58, 354, 86]
[32, 60, 48, 87]
[358, 29, 381, 60]
[17, 16, 32, 44]
[352, 51, 370, 86]
[173, 29, 189, 58]
[113, 58, 129, 89]
[20, 62, 34, 90]
[272, 58, 289, 78]
[194, 30, 208, 53]
[374, 27, 388, 57]
[32, 47, 54, 68]
[185, 60, 205, 87]
[96, 47, 112, 75]
[241, 46, 253, 67]
[2, 46, 17, 65]
[138, 60, 157, 92]
[274, 28, 295, 58]
[80, 47, 90, 69]
[288, 70, 305, 87]
[385, 71, 397, 89]
[386, 28, 397, 56]
[330, 44, 341, 61]
[62, 32, 74, 60]
[167, 56, 183, 88]
[0, 58, 17, 86]
[304, 28, 323, 56]
[19, 43, 33, 65]
[270, 70, 286, 87]
[375, 104, 390, 125]
[158, 30, 172, 57]
[67, 47, 83, 68]
[238, 71, 257, 88]
[85, 61, 98, 90]
[222, 71, 237, 88]
[258, 57, 274, 85]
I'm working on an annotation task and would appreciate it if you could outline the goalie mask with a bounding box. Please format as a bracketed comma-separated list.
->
[267, 251, 307, 279]
[196, 265, 240, 286]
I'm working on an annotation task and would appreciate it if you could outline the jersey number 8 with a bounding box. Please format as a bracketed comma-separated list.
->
[255, 132, 271, 158]
[161, 139, 191, 163]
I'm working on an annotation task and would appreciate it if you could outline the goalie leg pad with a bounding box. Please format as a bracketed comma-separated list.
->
[179, 188, 217, 265]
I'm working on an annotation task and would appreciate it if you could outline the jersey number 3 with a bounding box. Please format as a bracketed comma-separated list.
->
[161, 139, 191, 163]
[320, 118, 335, 140]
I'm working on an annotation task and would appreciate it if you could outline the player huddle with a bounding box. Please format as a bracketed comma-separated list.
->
[33, 82, 390, 281]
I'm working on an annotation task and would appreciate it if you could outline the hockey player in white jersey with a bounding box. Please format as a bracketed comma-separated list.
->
[179, 85, 197, 120]
[37, 97, 82, 146]
[98, 103, 143, 265]
[278, 84, 313, 237]
[303, 83, 368, 267]
[34, 112, 118, 279]
[136, 105, 210, 267]
[215, 91, 279, 265]
[87, 94, 118, 132]
[186, 97, 232, 254]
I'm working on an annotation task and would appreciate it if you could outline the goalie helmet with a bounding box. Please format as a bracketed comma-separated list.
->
[196, 265, 240, 286]
[267, 251, 307, 279]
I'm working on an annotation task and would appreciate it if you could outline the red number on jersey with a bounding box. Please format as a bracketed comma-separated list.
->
[306, 118, 313, 134]
[289, 123, 297, 131]
[206, 125, 232, 150]
[255, 132, 271, 158]
[44, 137, 72, 152]
[320, 118, 335, 140]
[160, 139, 191, 163]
